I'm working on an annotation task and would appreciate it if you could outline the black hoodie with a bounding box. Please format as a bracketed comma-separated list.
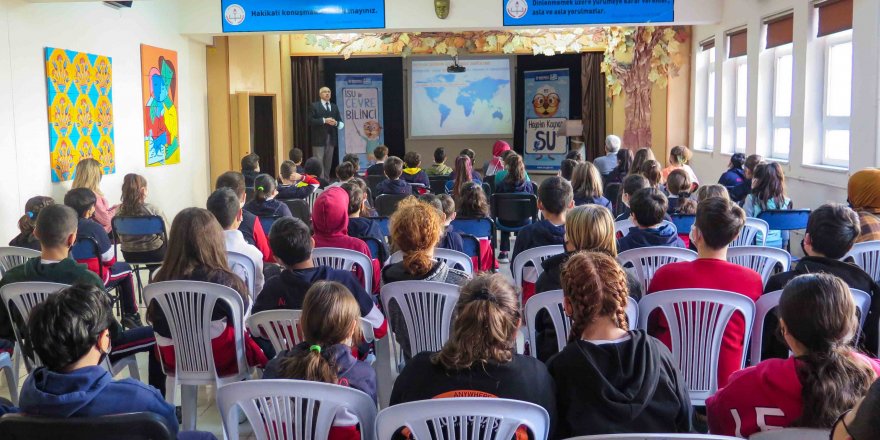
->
[547, 330, 691, 438]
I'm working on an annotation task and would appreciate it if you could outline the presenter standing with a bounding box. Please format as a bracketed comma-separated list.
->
[309, 87, 343, 179]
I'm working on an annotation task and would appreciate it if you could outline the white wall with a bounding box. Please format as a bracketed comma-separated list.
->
[688, 0, 880, 211]
[0, 0, 210, 242]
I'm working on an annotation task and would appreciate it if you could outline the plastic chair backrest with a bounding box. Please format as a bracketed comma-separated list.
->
[670, 214, 696, 233]
[614, 219, 677, 238]
[387, 249, 474, 275]
[565, 435, 740, 440]
[143, 280, 247, 384]
[750, 290, 782, 366]
[748, 428, 830, 440]
[524, 290, 570, 356]
[617, 247, 698, 292]
[259, 215, 283, 236]
[430, 176, 451, 194]
[245, 310, 304, 354]
[0, 412, 175, 440]
[844, 240, 880, 282]
[0, 247, 40, 276]
[218, 379, 378, 440]
[308, 188, 324, 211]
[0, 282, 67, 371]
[380, 281, 460, 356]
[726, 246, 792, 286]
[757, 209, 811, 231]
[626, 298, 639, 329]
[281, 198, 311, 225]
[375, 194, 409, 217]
[511, 245, 564, 288]
[482, 181, 493, 197]
[491, 193, 538, 229]
[731, 218, 769, 247]
[228, 251, 257, 299]
[311, 248, 373, 292]
[637, 289, 756, 405]
[376, 398, 550, 440]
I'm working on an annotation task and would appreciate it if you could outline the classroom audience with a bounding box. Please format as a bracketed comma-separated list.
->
[342, 181, 389, 263]
[420, 194, 465, 254]
[401, 151, 430, 188]
[510, 176, 572, 266]
[365, 145, 388, 177]
[375, 156, 410, 196]
[615, 174, 650, 221]
[617, 188, 684, 252]
[328, 161, 357, 188]
[447, 155, 481, 197]
[240, 153, 260, 188]
[115, 173, 168, 263]
[456, 181, 490, 218]
[9, 195, 54, 250]
[486, 140, 512, 177]
[426, 147, 452, 176]
[848, 168, 880, 243]
[277, 160, 319, 200]
[215, 171, 272, 262]
[206, 188, 265, 296]
[640, 159, 663, 189]
[304, 157, 331, 189]
[744, 161, 791, 248]
[570, 161, 612, 209]
[243, 174, 293, 219]
[718, 152, 746, 190]
[629, 147, 655, 178]
[494, 152, 532, 189]
[661, 146, 699, 185]
[593, 135, 621, 176]
[288, 147, 305, 174]
[665, 169, 697, 215]
[606, 147, 633, 184]
[559, 158, 578, 182]
[342, 153, 362, 180]
[71, 158, 116, 233]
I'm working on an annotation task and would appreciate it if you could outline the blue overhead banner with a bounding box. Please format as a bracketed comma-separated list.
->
[222, 0, 385, 33]
[503, 0, 674, 26]
[523, 68, 569, 172]
[335, 74, 384, 171]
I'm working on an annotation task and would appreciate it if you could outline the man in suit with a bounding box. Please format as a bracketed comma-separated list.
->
[309, 86, 343, 179]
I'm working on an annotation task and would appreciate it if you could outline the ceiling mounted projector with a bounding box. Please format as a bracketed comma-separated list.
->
[447, 56, 466, 73]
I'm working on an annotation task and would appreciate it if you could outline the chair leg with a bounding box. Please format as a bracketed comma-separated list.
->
[0, 354, 17, 406]
[164, 376, 176, 405]
[134, 269, 144, 306]
[181, 384, 199, 431]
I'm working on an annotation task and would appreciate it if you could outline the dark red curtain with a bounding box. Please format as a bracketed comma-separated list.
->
[581, 52, 607, 161]
[291, 56, 319, 158]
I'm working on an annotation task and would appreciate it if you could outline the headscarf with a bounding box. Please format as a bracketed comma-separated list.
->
[848, 169, 880, 214]
[488, 140, 511, 172]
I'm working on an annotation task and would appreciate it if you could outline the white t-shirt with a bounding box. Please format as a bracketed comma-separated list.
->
[224, 229, 265, 297]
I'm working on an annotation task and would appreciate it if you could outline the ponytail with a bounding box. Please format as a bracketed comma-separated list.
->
[254, 174, 276, 202]
[278, 344, 338, 383]
[561, 251, 630, 343]
[390, 197, 443, 277]
[795, 347, 875, 427]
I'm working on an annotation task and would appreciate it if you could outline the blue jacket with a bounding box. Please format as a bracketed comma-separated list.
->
[439, 226, 465, 254]
[244, 198, 293, 219]
[276, 183, 315, 200]
[617, 224, 685, 253]
[511, 219, 565, 264]
[252, 266, 374, 317]
[718, 168, 746, 188]
[348, 217, 389, 262]
[375, 178, 411, 196]
[495, 178, 534, 194]
[574, 195, 613, 210]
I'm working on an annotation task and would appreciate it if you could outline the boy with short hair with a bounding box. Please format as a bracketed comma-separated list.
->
[216, 171, 272, 262]
[288, 147, 305, 174]
[427, 147, 452, 176]
[342, 181, 389, 263]
[366, 145, 388, 177]
[402, 151, 430, 188]
[616, 174, 650, 221]
[277, 160, 319, 200]
[419, 194, 464, 253]
[329, 161, 357, 187]
[343, 153, 362, 179]
[252, 217, 387, 338]
[616, 188, 684, 252]
[206, 188, 265, 295]
[241, 153, 261, 187]
[375, 156, 410, 196]
[509, 176, 573, 264]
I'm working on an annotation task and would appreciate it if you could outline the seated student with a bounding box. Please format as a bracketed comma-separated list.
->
[570, 162, 612, 209]
[616, 188, 684, 252]
[593, 134, 621, 176]
[401, 151, 430, 189]
[559, 159, 578, 182]
[251, 217, 386, 338]
[445, 155, 481, 196]
[647, 197, 763, 388]
[9, 196, 54, 251]
[450, 148, 482, 182]
[148, 208, 267, 379]
[342, 153, 362, 180]
[847, 169, 880, 243]
[244, 174, 293, 219]
[764, 204, 880, 358]
[263, 281, 376, 440]
[382, 198, 470, 358]
[375, 156, 410, 196]
[390, 274, 557, 436]
[510, 177, 573, 297]
[640, 160, 663, 189]
[426, 147, 452, 176]
[486, 140, 511, 178]
[831, 380, 880, 440]
[454, 182, 497, 272]
[419, 195, 464, 254]
[696, 183, 730, 202]
[64, 188, 141, 329]
[493, 152, 532, 188]
[744, 161, 791, 248]
[615, 174, 650, 221]
[305, 157, 331, 189]
[708, 273, 880, 437]
[342, 181, 389, 264]
[206, 188, 265, 296]
[606, 148, 633, 184]
[241, 153, 260, 188]
[328, 161, 357, 188]
[719, 152, 746, 189]
[666, 169, 697, 215]
[116, 174, 168, 263]
[549, 251, 691, 437]
[216, 171, 272, 262]
[729, 154, 762, 203]
[288, 147, 305, 174]
[661, 145, 699, 185]
[0, 205, 158, 389]
[348, 177, 378, 217]
[365, 145, 388, 177]
[312, 187, 381, 294]
[629, 148, 655, 179]
[277, 160, 319, 200]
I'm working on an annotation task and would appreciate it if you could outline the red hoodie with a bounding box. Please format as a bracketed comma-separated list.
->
[312, 187, 381, 294]
[707, 353, 880, 437]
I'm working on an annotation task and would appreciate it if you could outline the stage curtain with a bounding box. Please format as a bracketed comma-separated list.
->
[291, 56, 319, 158]
[581, 52, 607, 161]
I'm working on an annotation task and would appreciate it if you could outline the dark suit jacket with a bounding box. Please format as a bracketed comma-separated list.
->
[309, 100, 342, 147]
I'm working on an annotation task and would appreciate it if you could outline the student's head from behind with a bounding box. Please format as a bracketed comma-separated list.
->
[503, 152, 526, 184]
[343, 153, 359, 169]
[390, 197, 442, 276]
[778, 273, 877, 428]
[451, 155, 474, 197]
[437, 194, 456, 222]
[28, 283, 114, 372]
[277, 281, 362, 383]
[18, 196, 55, 236]
[64, 188, 97, 219]
[155, 208, 237, 282]
[304, 157, 324, 178]
[288, 147, 303, 164]
[570, 162, 603, 200]
[693, 197, 745, 250]
[538, 176, 574, 216]
[605, 135, 621, 154]
[34, 204, 78, 249]
[695, 184, 730, 203]
[215, 171, 247, 202]
[268, 217, 313, 267]
[666, 169, 692, 197]
[280, 160, 297, 181]
[206, 188, 243, 231]
[241, 153, 260, 172]
[630, 148, 656, 177]
[668, 145, 692, 166]
[744, 154, 763, 178]
[561, 251, 630, 342]
[751, 161, 786, 205]
[340, 180, 366, 216]
[433, 147, 447, 164]
[729, 152, 746, 170]
[621, 174, 650, 207]
[383, 156, 404, 179]
[403, 151, 421, 169]
[640, 160, 662, 188]
[616, 148, 633, 174]
[460, 148, 475, 162]
[457, 182, 489, 218]
[373, 145, 388, 161]
[565, 205, 616, 256]
[120, 173, 148, 212]
[629, 188, 667, 227]
[848, 169, 880, 212]
[804, 203, 860, 259]
[335, 161, 356, 182]
[71, 158, 104, 194]
[559, 159, 577, 181]
[432, 273, 519, 370]
[253, 174, 277, 201]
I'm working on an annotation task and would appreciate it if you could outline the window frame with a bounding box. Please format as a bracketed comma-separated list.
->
[732, 56, 748, 154]
[820, 29, 853, 168]
[697, 45, 717, 151]
[769, 43, 793, 160]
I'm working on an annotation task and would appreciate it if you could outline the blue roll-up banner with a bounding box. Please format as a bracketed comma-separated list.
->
[524, 69, 569, 172]
[335, 74, 384, 171]
[221, 0, 385, 33]
[503, 0, 673, 27]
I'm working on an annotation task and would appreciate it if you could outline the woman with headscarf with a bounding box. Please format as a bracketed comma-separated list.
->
[486, 140, 511, 177]
[848, 169, 880, 243]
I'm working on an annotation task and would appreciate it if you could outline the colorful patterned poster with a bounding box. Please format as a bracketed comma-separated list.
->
[45, 48, 115, 182]
[140, 45, 180, 166]
[523, 68, 569, 172]
[335, 73, 384, 170]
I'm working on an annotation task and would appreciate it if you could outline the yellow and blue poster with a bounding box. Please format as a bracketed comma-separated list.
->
[335, 74, 384, 171]
[45, 47, 115, 182]
[523, 68, 569, 172]
[221, 0, 385, 32]
[504, 0, 673, 26]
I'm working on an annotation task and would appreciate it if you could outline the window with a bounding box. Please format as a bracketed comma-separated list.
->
[821, 31, 852, 166]
[696, 40, 716, 151]
[770, 45, 793, 159]
[734, 59, 748, 153]
[723, 29, 748, 154]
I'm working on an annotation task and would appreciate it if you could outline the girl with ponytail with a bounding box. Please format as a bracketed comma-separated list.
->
[547, 251, 691, 437]
[9, 196, 54, 250]
[243, 173, 293, 219]
[708, 273, 880, 437]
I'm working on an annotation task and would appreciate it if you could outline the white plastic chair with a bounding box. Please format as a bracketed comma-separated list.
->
[227, 251, 256, 299]
[567, 435, 740, 440]
[614, 219, 676, 238]
[626, 298, 639, 329]
[524, 290, 570, 357]
[387, 249, 474, 275]
[217, 379, 378, 440]
[726, 246, 791, 286]
[246, 309, 303, 354]
[0, 352, 16, 406]
[511, 245, 564, 289]
[376, 398, 550, 440]
[844, 240, 880, 282]
[143, 280, 251, 431]
[749, 428, 830, 440]
[618, 247, 698, 292]
[380, 281, 460, 360]
[731, 218, 769, 247]
[0, 247, 40, 276]
[312, 247, 373, 292]
[637, 289, 756, 406]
